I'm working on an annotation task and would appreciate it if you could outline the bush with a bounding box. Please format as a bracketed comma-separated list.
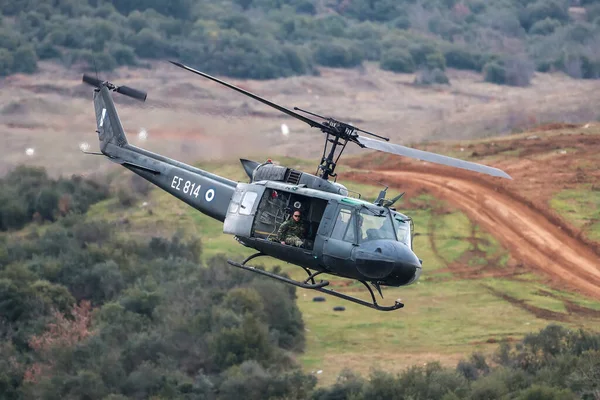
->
[0, 28, 20, 52]
[296, 1, 316, 15]
[414, 67, 450, 85]
[555, 51, 600, 79]
[0, 48, 14, 76]
[520, 0, 570, 31]
[443, 45, 483, 71]
[117, 187, 138, 207]
[36, 41, 61, 60]
[312, 369, 365, 400]
[380, 47, 415, 73]
[340, 0, 402, 22]
[529, 18, 562, 35]
[515, 385, 577, 400]
[127, 28, 170, 59]
[313, 41, 363, 68]
[35, 188, 59, 222]
[11, 45, 37, 74]
[425, 51, 446, 70]
[483, 56, 534, 87]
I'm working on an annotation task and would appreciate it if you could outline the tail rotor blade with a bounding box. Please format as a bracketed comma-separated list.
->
[116, 85, 148, 102]
[82, 74, 103, 88]
[82, 74, 147, 102]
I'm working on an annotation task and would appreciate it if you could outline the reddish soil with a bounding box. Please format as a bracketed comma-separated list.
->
[345, 127, 600, 301]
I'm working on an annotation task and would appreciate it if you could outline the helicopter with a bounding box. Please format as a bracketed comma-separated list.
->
[82, 61, 511, 312]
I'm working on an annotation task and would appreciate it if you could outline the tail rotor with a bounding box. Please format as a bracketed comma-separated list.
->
[82, 74, 147, 102]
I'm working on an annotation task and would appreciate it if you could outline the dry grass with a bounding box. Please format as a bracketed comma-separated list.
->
[2, 61, 600, 178]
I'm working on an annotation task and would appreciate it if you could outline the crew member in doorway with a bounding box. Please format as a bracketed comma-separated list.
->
[278, 210, 306, 247]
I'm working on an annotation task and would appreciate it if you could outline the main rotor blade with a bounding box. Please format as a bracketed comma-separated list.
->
[169, 61, 327, 130]
[357, 136, 512, 179]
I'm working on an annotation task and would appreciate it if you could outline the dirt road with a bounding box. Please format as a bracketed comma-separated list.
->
[347, 168, 600, 300]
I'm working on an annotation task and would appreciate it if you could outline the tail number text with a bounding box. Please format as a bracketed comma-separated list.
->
[171, 176, 201, 198]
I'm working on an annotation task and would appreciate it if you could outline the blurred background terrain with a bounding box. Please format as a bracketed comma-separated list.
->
[1, 0, 600, 399]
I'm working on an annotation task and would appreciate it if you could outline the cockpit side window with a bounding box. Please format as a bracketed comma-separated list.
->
[392, 212, 412, 247]
[331, 207, 355, 241]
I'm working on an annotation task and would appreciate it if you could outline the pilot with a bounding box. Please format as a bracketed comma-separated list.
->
[357, 215, 367, 243]
[278, 210, 306, 247]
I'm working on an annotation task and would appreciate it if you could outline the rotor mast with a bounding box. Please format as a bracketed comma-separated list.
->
[294, 107, 389, 180]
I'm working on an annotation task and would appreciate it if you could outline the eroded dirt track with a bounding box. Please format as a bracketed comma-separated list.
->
[347, 169, 600, 300]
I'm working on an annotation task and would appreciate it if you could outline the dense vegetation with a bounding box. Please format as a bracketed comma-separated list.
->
[313, 324, 600, 399]
[0, 166, 599, 399]
[0, 168, 312, 399]
[0, 166, 109, 231]
[1, 0, 600, 85]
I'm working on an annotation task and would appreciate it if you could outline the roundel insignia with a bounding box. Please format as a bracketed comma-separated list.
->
[205, 188, 215, 202]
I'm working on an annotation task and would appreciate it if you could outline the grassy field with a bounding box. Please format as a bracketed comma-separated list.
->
[77, 156, 600, 386]
[550, 186, 600, 242]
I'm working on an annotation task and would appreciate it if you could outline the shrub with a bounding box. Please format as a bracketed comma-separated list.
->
[0, 48, 14, 76]
[483, 56, 534, 87]
[127, 28, 170, 59]
[380, 47, 415, 73]
[11, 45, 38, 74]
[529, 18, 562, 35]
[425, 51, 446, 70]
[520, 0, 570, 31]
[36, 41, 61, 60]
[117, 187, 137, 207]
[0, 28, 20, 52]
[443, 45, 483, 71]
[0, 195, 28, 230]
[313, 41, 363, 68]
[340, 0, 402, 22]
[515, 385, 577, 400]
[35, 188, 59, 222]
[312, 369, 365, 400]
[414, 67, 450, 85]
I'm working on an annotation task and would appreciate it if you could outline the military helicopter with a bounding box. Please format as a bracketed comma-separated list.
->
[82, 61, 511, 311]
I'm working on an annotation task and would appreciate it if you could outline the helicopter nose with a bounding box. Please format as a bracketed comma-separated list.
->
[354, 240, 422, 286]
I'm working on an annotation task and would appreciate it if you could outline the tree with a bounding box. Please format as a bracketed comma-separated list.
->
[11, 45, 37, 74]
[520, 0, 570, 31]
[443, 45, 483, 70]
[35, 188, 59, 222]
[24, 301, 94, 384]
[313, 42, 363, 68]
[0, 48, 13, 76]
[529, 18, 562, 35]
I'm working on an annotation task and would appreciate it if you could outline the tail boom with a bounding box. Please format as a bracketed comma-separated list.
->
[90, 81, 236, 222]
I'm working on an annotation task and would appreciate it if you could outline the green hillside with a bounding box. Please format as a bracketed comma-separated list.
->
[2, 139, 599, 397]
[2, 0, 600, 85]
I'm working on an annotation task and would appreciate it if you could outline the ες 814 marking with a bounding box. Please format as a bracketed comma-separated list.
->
[171, 175, 201, 198]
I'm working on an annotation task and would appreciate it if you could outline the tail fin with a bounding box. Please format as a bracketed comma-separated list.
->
[94, 86, 128, 152]
[83, 74, 146, 153]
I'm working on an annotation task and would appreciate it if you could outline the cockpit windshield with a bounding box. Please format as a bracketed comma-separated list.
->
[357, 208, 396, 243]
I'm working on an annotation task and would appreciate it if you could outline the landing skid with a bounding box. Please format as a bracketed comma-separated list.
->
[227, 252, 404, 312]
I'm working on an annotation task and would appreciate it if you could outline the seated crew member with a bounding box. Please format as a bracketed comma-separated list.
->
[278, 210, 306, 247]
[357, 215, 367, 243]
